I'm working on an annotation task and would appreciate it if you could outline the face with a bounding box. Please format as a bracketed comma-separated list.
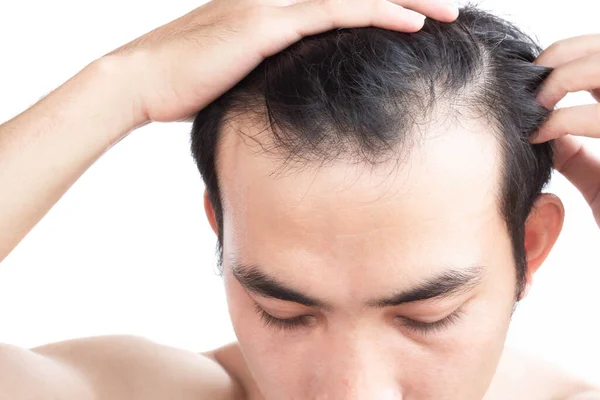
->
[211, 117, 521, 400]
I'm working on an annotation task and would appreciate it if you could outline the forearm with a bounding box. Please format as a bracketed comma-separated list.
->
[0, 56, 141, 262]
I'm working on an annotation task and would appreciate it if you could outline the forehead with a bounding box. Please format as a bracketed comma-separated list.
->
[215, 116, 507, 276]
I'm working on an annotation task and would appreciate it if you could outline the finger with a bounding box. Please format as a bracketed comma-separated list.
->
[552, 135, 600, 206]
[535, 34, 600, 68]
[282, 0, 429, 37]
[285, 0, 459, 23]
[536, 53, 600, 109]
[391, 0, 459, 23]
[531, 104, 600, 143]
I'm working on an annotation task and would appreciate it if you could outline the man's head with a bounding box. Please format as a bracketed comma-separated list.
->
[191, 5, 564, 399]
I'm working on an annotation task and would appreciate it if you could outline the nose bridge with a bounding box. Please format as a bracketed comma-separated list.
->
[313, 329, 403, 400]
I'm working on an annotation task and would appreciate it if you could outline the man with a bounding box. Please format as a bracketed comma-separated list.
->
[0, 0, 598, 399]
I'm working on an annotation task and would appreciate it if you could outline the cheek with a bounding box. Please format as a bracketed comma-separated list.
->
[223, 270, 303, 395]
[223, 267, 257, 341]
[223, 268, 283, 358]
[400, 298, 513, 398]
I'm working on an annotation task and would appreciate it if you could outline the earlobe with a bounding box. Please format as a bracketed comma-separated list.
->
[521, 193, 565, 299]
[204, 191, 219, 236]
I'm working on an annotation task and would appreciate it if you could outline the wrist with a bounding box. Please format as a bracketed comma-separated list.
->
[83, 54, 150, 143]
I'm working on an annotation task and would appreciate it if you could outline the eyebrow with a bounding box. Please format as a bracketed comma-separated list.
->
[231, 262, 485, 310]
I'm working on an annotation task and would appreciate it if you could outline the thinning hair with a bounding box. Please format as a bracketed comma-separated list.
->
[190, 5, 554, 299]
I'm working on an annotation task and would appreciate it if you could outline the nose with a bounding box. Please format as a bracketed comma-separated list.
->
[314, 376, 403, 400]
[312, 337, 404, 400]
[314, 384, 403, 400]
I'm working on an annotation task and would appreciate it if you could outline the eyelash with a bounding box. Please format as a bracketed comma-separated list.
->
[399, 309, 464, 336]
[253, 303, 313, 332]
[253, 303, 465, 336]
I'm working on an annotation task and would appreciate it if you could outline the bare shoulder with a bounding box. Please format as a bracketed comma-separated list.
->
[203, 342, 261, 400]
[1, 335, 244, 400]
[486, 347, 600, 400]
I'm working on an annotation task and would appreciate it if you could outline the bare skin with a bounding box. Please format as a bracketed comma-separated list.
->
[0, 0, 599, 399]
[204, 342, 600, 400]
[1, 336, 595, 400]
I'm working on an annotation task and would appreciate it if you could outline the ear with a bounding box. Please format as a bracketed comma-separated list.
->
[520, 193, 565, 299]
[204, 190, 219, 236]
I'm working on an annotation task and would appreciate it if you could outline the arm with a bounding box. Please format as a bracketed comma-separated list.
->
[0, 0, 459, 398]
[0, 0, 458, 264]
[0, 336, 243, 400]
[0, 57, 138, 262]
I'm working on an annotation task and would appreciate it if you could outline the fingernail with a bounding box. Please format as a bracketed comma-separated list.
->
[536, 93, 550, 109]
[409, 9, 426, 20]
[405, 9, 427, 24]
[442, 0, 460, 18]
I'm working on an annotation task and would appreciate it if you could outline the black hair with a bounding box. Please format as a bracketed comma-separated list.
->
[190, 4, 554, 300]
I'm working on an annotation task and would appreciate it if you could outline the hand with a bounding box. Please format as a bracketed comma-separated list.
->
[103, 0, 458, 127]
[531, 34, 600, 228]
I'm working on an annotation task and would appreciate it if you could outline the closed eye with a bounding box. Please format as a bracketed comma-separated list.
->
[253, 303, 313, 331]
[397, 308, 465, 336]
[253, 303, 465, 336]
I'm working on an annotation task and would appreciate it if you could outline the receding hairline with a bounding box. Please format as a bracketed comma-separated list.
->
[214, 100, 506, 180]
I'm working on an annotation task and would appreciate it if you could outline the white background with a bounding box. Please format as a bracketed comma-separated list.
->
[0, 0, 599, 387]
